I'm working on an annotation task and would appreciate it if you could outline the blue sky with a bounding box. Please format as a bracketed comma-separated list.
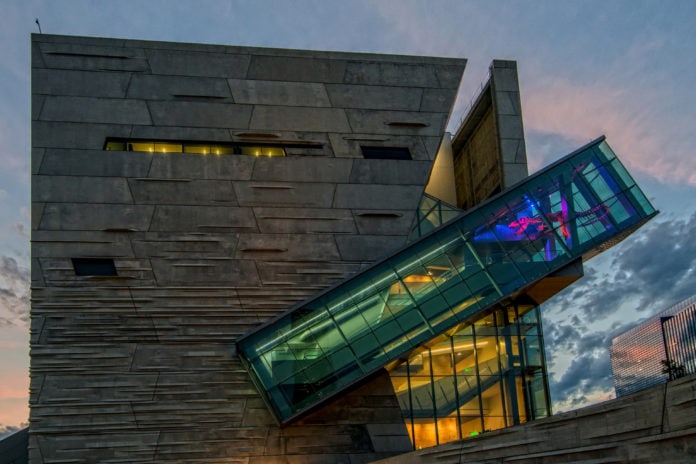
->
[1, 0, 695, 433]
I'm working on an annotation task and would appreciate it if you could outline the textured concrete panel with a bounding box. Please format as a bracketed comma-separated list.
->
[147, 49, 250, 78]
[499, 139, 527, 164]
[128, 74, 232, 100]
[420, 88, 459, 112]
[41, 374, 159, 402]
[253, 207, 356, 234]
[228, 79, 331, 107]
[148, 101, 253, 128]
[32, 203, 45, 232]
[353, 210, 416, 236]
[131, 233, 237, 259]
[38, 40, 150, 72]
[503, 163, 529, 186]
[36, 257, 157, 286]
[148, 152, 254, 180]
[32, 93, 45, 122]
[349, 159, 431, 185]
[149, 206, 256, 231]
[32, 175, 132, 203]
[32, 122, 133, 149]
[236, 233, 341, 261]
[335, 235, 406, 261]
[328, 134, 431, 160]
[150, 258, 260, 285]
[247, 55, 346, 83]
[490, 62, 519, 92]
[32, 148, 45, 175]
[32, 68, 129, 98]
[344, 62, 440, 87]
[235, 182, 336, 208]
[39, 204, 154, 231]
[130, 125, 233, 141]
[129, 179, 237, 205]
[39, 149, 152, 177]
[32, 230, 134, 258]
[345, 109, 447, 137]
[334, 184, 422, 210]
[494, 89, 522, 115]
[256, 261, 360, 288]
[252, 157, 353, 183]
[31, 34, 462, 464]
[40, 96, 152, 125]
[249, 106, 350, 132]
[326, 84, 422, 111]
[496, 114, 524, 139]
[435, 64, 467, 89]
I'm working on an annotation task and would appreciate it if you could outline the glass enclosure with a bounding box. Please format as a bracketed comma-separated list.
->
[390, 304, 549, 449]
[238, 138, 657, 424]
[408, 194, 462, 242]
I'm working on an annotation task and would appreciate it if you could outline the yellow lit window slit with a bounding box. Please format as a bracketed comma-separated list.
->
[103, 138, 304, 157]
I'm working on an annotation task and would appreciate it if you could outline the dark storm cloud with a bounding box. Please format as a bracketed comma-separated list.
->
[0, 424, 27, 439]
[548, 212, 696, 321]
[0, 255, 30, 325]
[545, 316, 644, 409]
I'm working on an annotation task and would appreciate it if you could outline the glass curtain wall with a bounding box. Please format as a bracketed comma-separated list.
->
[238, 137, 657, 424]
[389, 303, 549, 449]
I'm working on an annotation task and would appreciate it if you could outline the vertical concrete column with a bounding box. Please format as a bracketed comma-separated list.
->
[490, 60, 528, 186]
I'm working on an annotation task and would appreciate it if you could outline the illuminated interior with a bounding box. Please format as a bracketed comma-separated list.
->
[237, 137, 657, 425]
[389, 304, 548, 449]
[103, 138, 319, 156]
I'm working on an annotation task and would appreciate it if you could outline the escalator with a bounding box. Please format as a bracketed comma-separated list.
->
[237, 137, 657, 424]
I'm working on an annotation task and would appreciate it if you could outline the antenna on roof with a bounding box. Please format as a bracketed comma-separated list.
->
[35, 18, 42, 34]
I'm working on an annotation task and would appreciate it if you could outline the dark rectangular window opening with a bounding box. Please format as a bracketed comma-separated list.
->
[72, 258, 118, 276]
[361, 146, 411, 160]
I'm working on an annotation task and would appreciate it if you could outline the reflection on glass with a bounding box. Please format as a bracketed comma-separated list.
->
[391, 304, 550, 449]
[238, 137, 657, 424]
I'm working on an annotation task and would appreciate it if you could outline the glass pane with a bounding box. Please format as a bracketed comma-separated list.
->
[238, 138, 657, 423]
[128, 142, 154, 152]
[154, 142, 182, 153]
[240, 146, 285, 157]
[104, 140, 126, 151]
[183, 144, 212, 154]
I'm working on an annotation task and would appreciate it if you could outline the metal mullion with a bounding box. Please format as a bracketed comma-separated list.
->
[472, 323, 485, 434]
[450, 336, 463, 440]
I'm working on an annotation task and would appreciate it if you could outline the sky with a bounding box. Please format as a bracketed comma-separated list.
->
[1, 0, 696, 436]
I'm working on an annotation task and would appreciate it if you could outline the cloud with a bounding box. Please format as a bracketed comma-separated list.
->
[545, 318, 640, 412]
[547, 212, 696, 322]
[0, 256, 30, 326]
[544, 212, 696, 411]
[0, 423, 28, 439]
[522, 76, 696, 186]
[13, 222, 28, 239]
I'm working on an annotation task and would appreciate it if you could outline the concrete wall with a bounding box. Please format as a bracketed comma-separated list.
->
[375, 373, 696, 464]
[30, 34, 466, 463]
[451, 60, 528, 210]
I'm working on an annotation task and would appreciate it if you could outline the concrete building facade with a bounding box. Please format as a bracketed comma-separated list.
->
[30, 33, 469, 463]
[30, 34, 657, 463]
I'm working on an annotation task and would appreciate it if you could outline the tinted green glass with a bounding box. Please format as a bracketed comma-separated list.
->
[238, 138, 657, 423]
